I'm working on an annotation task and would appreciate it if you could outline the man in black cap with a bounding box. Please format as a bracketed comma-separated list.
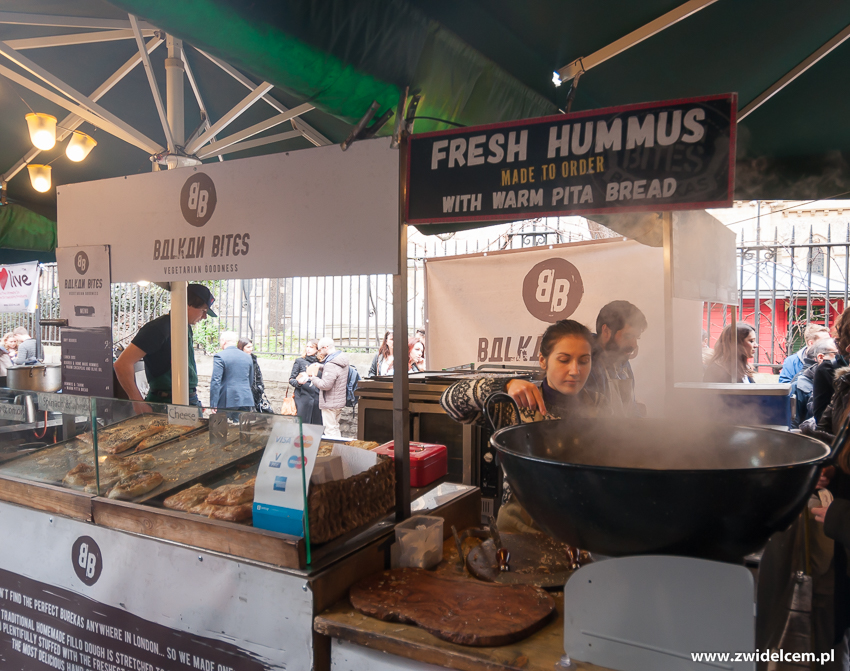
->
[114, 284, 216, 407]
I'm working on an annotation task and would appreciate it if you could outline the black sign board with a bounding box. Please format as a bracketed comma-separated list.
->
[406, 94, 736, 225]
[61, 327, 113, 398]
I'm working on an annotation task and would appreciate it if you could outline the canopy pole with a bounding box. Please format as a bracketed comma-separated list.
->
[166, 33, 189, 406]
[393, 131, 411, 521]
[662, 211, 674, 413]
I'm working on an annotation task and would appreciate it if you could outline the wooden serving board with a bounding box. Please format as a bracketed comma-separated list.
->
[466, 532, 581, 588]
[349, 568, 555, 646]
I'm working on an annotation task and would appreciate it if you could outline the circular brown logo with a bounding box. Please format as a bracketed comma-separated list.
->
[72, 536, 103, 586]
[522, 258, 583, 322]
[180, 173, 217, 227]
[74, 251, 89, 275]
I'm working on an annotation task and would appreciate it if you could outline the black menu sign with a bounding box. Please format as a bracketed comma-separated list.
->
[406, 94, 736, 225]
[61, 328, 112, 398]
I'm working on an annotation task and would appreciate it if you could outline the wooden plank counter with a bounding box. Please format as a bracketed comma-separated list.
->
[314, 593, 611, 671]
[314, 534, 612, 671]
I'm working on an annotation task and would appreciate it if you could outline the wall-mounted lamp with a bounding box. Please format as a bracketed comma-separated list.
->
[27, 164, 51, 193]
[25, 113, 57, 151]
[136, 280, 151, 287]
[65, 131, 97, 162]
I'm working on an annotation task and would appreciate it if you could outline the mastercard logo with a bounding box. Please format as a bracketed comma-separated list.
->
[287, 455, 308, 469]
[294, 435, 314, 449]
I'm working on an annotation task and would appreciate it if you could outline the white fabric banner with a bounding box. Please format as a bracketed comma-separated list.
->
[0, 261, 39, 313]
[57, 138, 399, 282]
[425, 238, 703, 417]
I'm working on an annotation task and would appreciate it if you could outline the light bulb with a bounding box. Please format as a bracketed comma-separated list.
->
[137, 280, 150, 287]
[66, 132, 97, 162]
[25, 113, 57, 151]
[27, 164, 52, 193]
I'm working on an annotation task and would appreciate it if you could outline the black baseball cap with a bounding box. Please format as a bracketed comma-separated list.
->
[187, 283, 217, 318]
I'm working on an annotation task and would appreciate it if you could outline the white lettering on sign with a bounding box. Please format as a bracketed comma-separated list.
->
[167, 405, 201, 427]
[0, 404, 25, 422]
[37, 393, 91, 416]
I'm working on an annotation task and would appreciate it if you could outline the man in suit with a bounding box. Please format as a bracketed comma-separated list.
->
[209, 331, 255, 412]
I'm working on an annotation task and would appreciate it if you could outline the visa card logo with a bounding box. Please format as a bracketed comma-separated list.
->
[273, 476, 287, 491]
[269, 452, 282, 468]
[288, 455, 307, 469]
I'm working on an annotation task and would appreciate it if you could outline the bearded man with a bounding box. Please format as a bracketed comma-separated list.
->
[584, 300, 647, 417]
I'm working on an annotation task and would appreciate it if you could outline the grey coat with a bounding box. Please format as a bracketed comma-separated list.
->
[209, 346, 255, 409]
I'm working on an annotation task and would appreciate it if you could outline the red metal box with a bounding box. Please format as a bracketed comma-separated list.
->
[373, 441, 448, 487]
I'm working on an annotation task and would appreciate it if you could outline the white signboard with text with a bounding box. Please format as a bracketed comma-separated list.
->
[57, 245, 111, 328]
[0, 501, 313, 670]
[57, 138, 399, 282]
[0, 261, 39, 313]
[425, 238, 703, 417]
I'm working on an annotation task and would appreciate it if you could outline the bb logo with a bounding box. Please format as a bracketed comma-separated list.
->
[522, 258, 584, 323]
[74, 251, 89, 275]
[71, 536, 103, 586]
[288, 455, 308, 469]
[294, 435, 313, 449]
[180, 173, 217, 227]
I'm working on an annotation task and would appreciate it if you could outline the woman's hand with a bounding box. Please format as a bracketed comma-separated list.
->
[296, 372, 309, 385]
[813, 503, 831, 524]
[505, 379, 547, 416]
[817, 465, 835, 490]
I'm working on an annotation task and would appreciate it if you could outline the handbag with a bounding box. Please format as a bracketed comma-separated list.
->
[259, 394, 275, 414]
[280, 386, 297, 416]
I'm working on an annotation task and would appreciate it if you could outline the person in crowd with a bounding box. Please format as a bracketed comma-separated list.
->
[238, 338, 269, 413]
[780, 323, 831, 383]
[790, 338, 839, 429]
[114, 283, 216, 408]
[3, 332, 18, 363]
[415, 328, 426, 342]
[701, 329, 714, 368]
[703, 323, 756, 383]
[583, 301, 647, 417]
[209, 331, 255, 412]
[302, 337, 350, 438]
[810, 363, 850, 668]
[408, 337, 426, 373]
[288, 340, 323, 425]
[813, 311, 850, 423]
[13, 326, 37, 365]
[0, 339, 11, 386]
[441, 319, 608, 533]
[368, 331, 393, 377]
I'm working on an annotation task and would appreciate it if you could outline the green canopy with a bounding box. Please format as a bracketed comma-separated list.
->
[0, 203, 57, 263]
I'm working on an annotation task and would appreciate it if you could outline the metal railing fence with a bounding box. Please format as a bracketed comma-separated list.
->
[17, 219, 845, 368]
[703, 224, 850, 371]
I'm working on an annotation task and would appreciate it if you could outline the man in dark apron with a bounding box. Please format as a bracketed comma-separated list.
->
[114, 284, 216, 408]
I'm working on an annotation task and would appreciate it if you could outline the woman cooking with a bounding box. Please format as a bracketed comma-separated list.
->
[441, 319, 608, 533]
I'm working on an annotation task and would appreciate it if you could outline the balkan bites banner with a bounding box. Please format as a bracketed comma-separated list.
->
[407, 94, 735, 226]
[425, 238, 702, 417]
[0, 261, 39, 313]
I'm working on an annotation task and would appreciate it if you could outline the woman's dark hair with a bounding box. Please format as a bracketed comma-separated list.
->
[378, 331, 393, 359]
[539, 320, 594, 359]
[834, 310, 850, 356]
[707, 322, 755, 379]
[237, 338, 251, 351]
[408, 337, 424, 369]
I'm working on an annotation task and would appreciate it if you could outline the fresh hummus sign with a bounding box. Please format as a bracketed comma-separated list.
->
[407, 94, 736, 225]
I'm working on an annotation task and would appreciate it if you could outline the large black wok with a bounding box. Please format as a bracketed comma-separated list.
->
[491, 414, 833, 562]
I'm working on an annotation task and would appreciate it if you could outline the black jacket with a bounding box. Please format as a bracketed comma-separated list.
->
[813, 355, 849, 423]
